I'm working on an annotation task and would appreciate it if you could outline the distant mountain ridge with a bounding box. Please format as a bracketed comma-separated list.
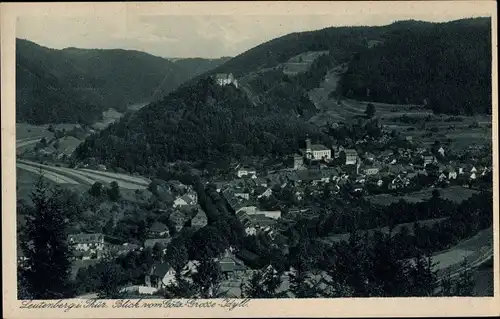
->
[16, 39, 230, 124]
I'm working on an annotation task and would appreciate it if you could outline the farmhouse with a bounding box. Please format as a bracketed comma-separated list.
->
[145, 263, 176, 289]
[68, 233, 105, 252]
[217, 251, 247, 280]
[173, 192, 198, 208]
[147, 222, 170, 238]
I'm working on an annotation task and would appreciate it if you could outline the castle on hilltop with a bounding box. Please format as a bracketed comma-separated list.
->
[214, 73, 239, 88]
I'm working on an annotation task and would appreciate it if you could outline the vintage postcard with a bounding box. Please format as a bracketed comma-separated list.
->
[1, 1, 499, 318]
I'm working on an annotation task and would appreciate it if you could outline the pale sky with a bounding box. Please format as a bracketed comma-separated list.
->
[15, 2, 492, 59]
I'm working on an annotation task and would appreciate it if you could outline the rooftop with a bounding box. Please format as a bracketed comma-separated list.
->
[68, 233, 104, 243]
[344, 149, 358, 155]
[149, 262, 173, 277]
[144, 238, 172, 249]
[149, 222, 169, 233]
[310, 144, 330, 151]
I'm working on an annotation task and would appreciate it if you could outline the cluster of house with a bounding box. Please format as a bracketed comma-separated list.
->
[67, 190, 209, 261]
[287, 138, 491, 192]
[235, 206, 281, 236]
[143, 247, 258, 295]
[208, 138, 492, 222]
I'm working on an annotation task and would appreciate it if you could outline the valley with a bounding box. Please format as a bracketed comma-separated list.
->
[15, 16, 494, 300]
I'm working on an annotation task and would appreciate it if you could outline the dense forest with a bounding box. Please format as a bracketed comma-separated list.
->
[74, 77, 324, 175]
[16, 39, 229, 124]
[338, 18, 492, 114]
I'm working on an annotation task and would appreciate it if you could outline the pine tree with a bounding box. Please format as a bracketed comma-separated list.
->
[365, 103, 376, 118]
[289, 268, 321, 298]
[107, 181, 121, 201]
[242, 270, 267, 298]
[88, 182, 103, 197]
[19, 172, 74, 299]
[408, 253, 438, 296]
[454, 257, 475, 296]
[439, 269, 454, 296]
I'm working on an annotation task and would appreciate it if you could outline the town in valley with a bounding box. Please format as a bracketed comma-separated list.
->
[15, 13, 494, 300]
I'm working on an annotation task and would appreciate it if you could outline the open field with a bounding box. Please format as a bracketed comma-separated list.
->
[16, 123, 84, 140]
[305, 68, 492, 152]
[282, 50, 329, 75]
[92, 108, 124, 130]
[366, 186, 480, 206]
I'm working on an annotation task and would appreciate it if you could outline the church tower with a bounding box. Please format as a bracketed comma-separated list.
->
[305, 138, 312, 159]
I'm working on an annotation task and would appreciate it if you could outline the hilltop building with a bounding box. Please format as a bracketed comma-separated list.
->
[214, 73, 239, 88]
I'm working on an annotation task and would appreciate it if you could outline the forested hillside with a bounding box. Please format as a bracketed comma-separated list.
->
[74, 77, 323, 175]
[73, 17, 492, 175]
[186, 18, 491, 116]
[338, 18, 492, 115]
[16, 39, 229, 124]
[16, 52, 103, 125]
